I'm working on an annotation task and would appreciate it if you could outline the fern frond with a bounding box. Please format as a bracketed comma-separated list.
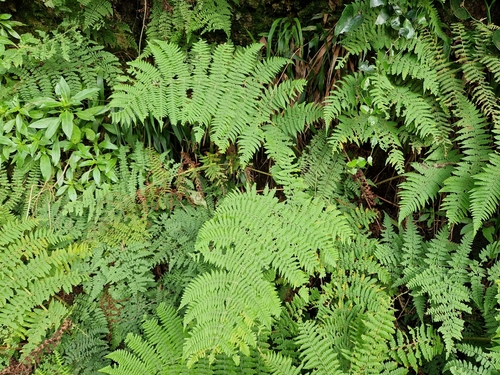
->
[299, 132, 346, 201]
[440, 98, 491, 224]
[296, 320, 344, 375]
[390, 324, 444, 371]
[78, 0, 113, 30]
[0, 219, 89, 359]
[398, 149, 459, 223]
[181, 187, 353, 365]
[470, 153, 500, 232]
[323, 73, 362, 127]
[260, 351, 302, 375]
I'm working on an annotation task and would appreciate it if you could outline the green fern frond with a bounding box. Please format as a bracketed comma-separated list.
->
[440, 98, 491, 224]
[371, 72, 449, 144]
[398, 149, 459, 223]
[102, 302, 268, 374]
[387, 53, 440, 96]
[299, 132, 346, 201]
[296, 320, 344, 375]
[323, 73, 362, 127]
[444, 343, 500, 375]
[181, 268, 281, 366]
[78, 0, 113, 30]
[111, 40, 314, 175]
[181, 187, 352, 365]
[405, 230, 472, 354]
[390, 324, 443, 371]
[260, 351, 302, 375]
[146, 0, 233, 44]
[470, 153, 500, 232]
[35, 350, 72, 375]
[0, 218, 89, 360]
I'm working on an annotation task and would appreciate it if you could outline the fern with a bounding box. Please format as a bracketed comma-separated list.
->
[35, 350, 72, 375]
[2, 27, 120, 101]
[390, 324, 444, 371]
[383, 221, 475, 354]
[0, 217, 89, 363]
[180, 187, 352, 365]
[444, 343, 500, 375]
[110, 40, 321, 171]
[470, 153, 500, 232]
[146, 0, 234, 45]
[78, 0, 114, 31]
[299, 132, 346, 201]
[60, 297, 112, 374]
[101, 303, 269, 374]
[398, 148, 459, 223]
[295, 320, 344, 375]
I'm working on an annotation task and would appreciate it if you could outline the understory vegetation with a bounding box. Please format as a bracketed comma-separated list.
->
[1, 0, 500, 373]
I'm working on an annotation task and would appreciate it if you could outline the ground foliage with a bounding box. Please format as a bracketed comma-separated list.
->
[1, 0, 500, 374]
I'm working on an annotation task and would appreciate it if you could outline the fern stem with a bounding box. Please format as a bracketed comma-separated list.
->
[246, 167, 273, 177]
[375, 175, 402, 186]
[138, 0, 148, 54]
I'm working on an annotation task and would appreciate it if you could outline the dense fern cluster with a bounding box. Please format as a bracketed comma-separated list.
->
[0, 27, 121, 101]
[1, 0, 500, 374]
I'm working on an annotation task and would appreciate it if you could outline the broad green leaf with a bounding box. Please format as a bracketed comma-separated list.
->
[105, 169, 118, 182]
[55, 77, 71, 102]
[3, 146, 13, 159]
[68, 185, 77, 201]
[370, 0, 385, 7]
[71, 87, 100, 102]
[80, 170, 91, 183]
[56, 184, 68, 196]
[60, 111, 74, 139]
[493, 29, 500, 50]
[399, 19, 415, 39]
[375, 7, 391, 25]
[39, 154, 52, 182]
[0, 35, 15, 46]
[4, 119, 15, 133]
[99, 140, 118, 150]
[0, 135, 15, 146]
[104, 157, 117, 173]
[6, 28, 20, 40]
[84, 128, 96, 141]
[30, 97, 61, 109]
[50, 138, 61, 165]
[390, 15, 402, 30]
[93, 168, 101, 185]
[28, 110, 44, 119]
[29, 117, 60, 129]
[45, 117, 61, 139]
[75, 105, 107, 121]
[335, 5, 364, 36]
[70, 125, 82, 144]
[78, 160, 96, 167]
[14, 114, 25, 133]
[451, 0, 470, 20]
